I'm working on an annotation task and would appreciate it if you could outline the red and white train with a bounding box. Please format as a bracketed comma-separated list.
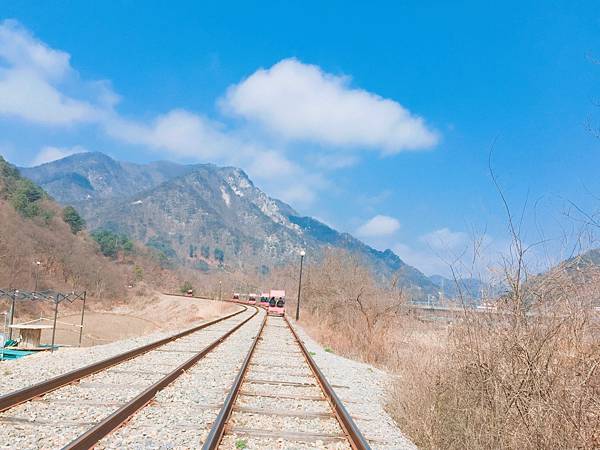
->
[268, 289, 286, 316]
[231, 289, 285, 316]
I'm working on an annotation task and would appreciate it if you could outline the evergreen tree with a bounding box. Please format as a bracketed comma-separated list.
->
[62, 206, 86, 233]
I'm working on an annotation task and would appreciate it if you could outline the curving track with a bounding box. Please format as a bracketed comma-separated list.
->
[0, 299, 374, 449]
[0, 305, 258, 449]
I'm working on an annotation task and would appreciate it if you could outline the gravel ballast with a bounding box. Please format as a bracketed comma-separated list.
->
[219, 315, 352, 450]
[0, 304, 416, 450]
[0, 306, 244, 396]
[97, 307, 266, 449]
[0, 306, 254, 449]
[289, 320, 417, 450]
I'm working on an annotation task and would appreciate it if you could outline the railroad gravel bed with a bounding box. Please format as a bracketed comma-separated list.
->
[1, 307, 416, 449]
[0, 307, 253, 449]
[290, 320, 417, 450]
[219, 435, 351, 450]
[230, 412, 343, 434]
[96, 308, 266, 449]
[237, 394, 331, 414]
[0, 306, 244, 396]
[221, 315, 353, 450]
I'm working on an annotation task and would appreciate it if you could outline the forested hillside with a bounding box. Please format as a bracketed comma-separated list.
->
[0, 156, 183, 301]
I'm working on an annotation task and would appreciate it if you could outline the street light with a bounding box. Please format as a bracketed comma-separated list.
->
[34, 261, 41, 292]
[295, 250, 305, 321]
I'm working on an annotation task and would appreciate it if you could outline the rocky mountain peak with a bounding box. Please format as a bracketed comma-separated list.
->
[22, 151, 440, 299]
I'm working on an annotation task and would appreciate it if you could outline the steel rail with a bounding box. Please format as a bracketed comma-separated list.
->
[0, 305, 246, 412]
[201, 313, 268, 449]
[62, 305, 261, 450]
[285, 315, 372, 450]
[202, 315, 372, 450]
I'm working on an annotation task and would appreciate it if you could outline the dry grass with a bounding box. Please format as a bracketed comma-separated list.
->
[0, 198, 206, 310]
[274, 250, 600, 450]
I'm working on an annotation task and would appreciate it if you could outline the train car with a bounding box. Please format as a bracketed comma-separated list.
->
[259, 292, 270, 307]
[232, 292, 240, 300]
[248, 293, 257, 305]
[268, 289, 286, 316]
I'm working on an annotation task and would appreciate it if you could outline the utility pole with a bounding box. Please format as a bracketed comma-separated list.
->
[8, 291, 16, 340]
[51, 294, 60, 353]
[295, 250, 305, 321]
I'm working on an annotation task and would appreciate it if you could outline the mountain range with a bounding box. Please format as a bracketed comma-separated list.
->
[21, 152, 443, 299]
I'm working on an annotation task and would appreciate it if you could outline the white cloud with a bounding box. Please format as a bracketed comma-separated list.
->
[356, 215, 401, 237]
[105, 111, 323, 208]
[246, 150, 296, 177]
[31, 145, 86, 166]
[310, 153, 359, 170]
[221, 58, 438, 153]
[0, 20, 112, 126]
[105, 110, 231, 159]
[0, 69, 98, 125]
[394, 242, 452, 277]
[106, 110, 297, 179]
[277, 184, 317, 207]
[0, 22, 438, 211]
[0, 20, 71, 80]
[420, 227, 469, 251]
[394, 228, 510, 279]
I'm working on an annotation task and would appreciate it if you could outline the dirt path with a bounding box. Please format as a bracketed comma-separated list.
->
[12, 294, 237, 347]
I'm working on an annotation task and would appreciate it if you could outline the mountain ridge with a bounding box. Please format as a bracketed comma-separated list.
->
[21, 152, 440, 299]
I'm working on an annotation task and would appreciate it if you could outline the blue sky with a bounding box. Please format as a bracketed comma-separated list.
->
[1, 1, 599, 277]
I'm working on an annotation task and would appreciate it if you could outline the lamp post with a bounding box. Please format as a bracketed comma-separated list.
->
[295, 250, 305, 321]
[78, 291, 87, 347]
[34, 261, 41, 292]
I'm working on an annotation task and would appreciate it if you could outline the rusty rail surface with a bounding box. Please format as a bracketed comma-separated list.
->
[63, 305, 260, 450]
[201, 313, 268, 450]
[285, 315, 372, 450]
[202, 314, 372, 450]
[0, 304, 246, 413]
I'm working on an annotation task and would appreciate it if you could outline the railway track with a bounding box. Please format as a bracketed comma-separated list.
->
[0, 305, 260, 449]
[0, 301, 374, 449]
[203, 314, 371, 450]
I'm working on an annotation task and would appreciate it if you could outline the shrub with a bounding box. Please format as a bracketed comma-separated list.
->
[214, 247, 224, 264]
[200, 245, 210, 258]
[264, 248, 599, 449]
[387, 291, 600, 450]
[180, 281, 193, 293]
[9, 178, 45, 218]
[91, 229, 134, 258]
[194, 260, 210, 272]
[62, 206, 85, 233]
[147, 236, 176, 259]
[133, 265, 144, 281]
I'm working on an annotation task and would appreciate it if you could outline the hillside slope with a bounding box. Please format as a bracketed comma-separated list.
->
[0, 156, 180, 301]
